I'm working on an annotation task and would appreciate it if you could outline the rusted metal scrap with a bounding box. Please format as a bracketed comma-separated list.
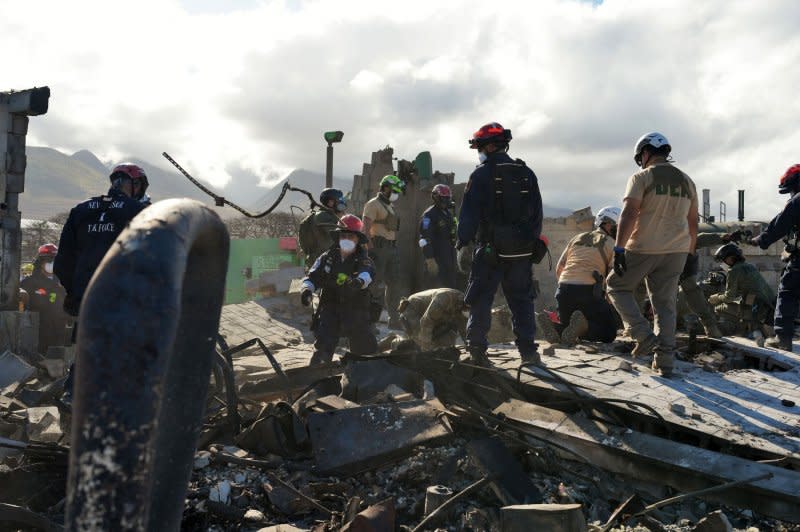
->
[307, 399, 452, 474]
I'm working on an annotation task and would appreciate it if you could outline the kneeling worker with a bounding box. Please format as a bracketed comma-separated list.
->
[398, 288, 467, 350]
[300, 215, 378, 365]
[537, 206, 620, 345]
[709, 243, 776, 342]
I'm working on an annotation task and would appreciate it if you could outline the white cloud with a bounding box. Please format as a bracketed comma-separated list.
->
[2, 0, 799, 219]
[350, 70, 384, 91]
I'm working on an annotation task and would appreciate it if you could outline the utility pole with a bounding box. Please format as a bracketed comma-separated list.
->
[323, 131, 343, 188]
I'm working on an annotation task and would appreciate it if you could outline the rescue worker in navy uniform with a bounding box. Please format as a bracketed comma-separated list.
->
[750, 164, 800, 350]
[54, 163, 149, 401]
[55, 163, 148, 318]
[20, 243, 69, 354]
[457, 122, 543, 366]
[301, 214, 378, 365]
[419, 184, 457, 288]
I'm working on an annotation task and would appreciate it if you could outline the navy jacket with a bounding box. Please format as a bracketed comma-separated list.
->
[457, 152, 543, 246]
[754, 192, 800, 250]
[420, 204, 456, 262]
[303, 246, 375, 306]
[54, 188, 145, 315]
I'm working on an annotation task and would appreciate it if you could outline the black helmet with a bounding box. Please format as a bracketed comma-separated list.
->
[320, 188, 346, 212]
[714, 243, 743, 262]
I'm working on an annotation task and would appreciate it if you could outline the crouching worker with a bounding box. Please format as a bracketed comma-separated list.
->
[300, 215, 378, 365]
[537, 206, 620, 345]
[398, 288, 467, 350]
[709, 243, 776, 342]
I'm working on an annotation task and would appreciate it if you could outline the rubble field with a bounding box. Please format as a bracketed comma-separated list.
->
[2, 296, 799, 532]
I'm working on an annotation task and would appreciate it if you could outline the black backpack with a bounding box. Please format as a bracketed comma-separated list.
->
[298, 211, 320, 258]
[486, 160, 545, 261]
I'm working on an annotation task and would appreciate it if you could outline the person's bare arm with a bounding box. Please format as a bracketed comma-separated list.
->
[362, 216, 373, 238]
[615, 197, 641, 249]
[687, 202, 699, 253]
[555, 247, 569, 280]
[362, 210, 373, 249]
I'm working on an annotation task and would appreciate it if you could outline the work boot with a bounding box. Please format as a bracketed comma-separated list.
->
[651, 349, 675, 378]
[765, 336, 793, 351]
[631, 333, 659, 357]
[309, 351, 334, 366]
[535, 312, 561, 344]
[701, 319, 723, 339]
[752, 330, 765, 347]
[467, 347, 491, 367]
[561, 311, 589, 346]
[520, 350, 541, 366]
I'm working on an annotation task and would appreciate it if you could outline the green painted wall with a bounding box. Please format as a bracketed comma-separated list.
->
[225, 238, 300, 304]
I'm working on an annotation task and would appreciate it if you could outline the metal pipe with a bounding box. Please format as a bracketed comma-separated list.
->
[325, 143, 334, 188]
[65, 199, 229, 531]
[738, 189, 745, 222]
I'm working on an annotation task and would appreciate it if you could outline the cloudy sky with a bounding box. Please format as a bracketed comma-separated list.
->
[2, 0, 798, 219]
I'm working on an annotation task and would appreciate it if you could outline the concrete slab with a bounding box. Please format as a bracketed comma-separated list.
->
[0, 350, 35, 388]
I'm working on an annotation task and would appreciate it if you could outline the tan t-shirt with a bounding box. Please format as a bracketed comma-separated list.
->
[624, 163, 698, 254]
[363, 195, 398, 240]
[558, 230, 614, 285]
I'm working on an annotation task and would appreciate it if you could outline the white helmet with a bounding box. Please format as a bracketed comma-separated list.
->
[595, 206, 621, 228]
[634, 132, 671, 164]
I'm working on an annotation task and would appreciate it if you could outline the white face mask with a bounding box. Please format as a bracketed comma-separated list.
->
[389, 192, 400, 202]
[339, 239, 356, 253]
[44, 262, 54, 274]
[478, 152, 488, 164]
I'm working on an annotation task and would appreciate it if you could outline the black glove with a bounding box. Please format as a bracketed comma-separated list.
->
[681, 253, 699, 279]
[300, 289, 313, 307]
[345, 276, 366, 290]
[613, 247, 627, 277]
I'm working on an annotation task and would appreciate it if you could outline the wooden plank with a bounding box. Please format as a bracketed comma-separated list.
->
[493, 399, 800, 523]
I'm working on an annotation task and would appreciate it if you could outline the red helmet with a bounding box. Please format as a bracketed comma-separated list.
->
[339, 214, 364, 233]
[37, 243, 58, 258]
[336, 214, 368, 243]
[469, 122, 512, 150]
[110, 163, 149, 198]
[779, 164, 800, 194]
[432, 184, 451, 198]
